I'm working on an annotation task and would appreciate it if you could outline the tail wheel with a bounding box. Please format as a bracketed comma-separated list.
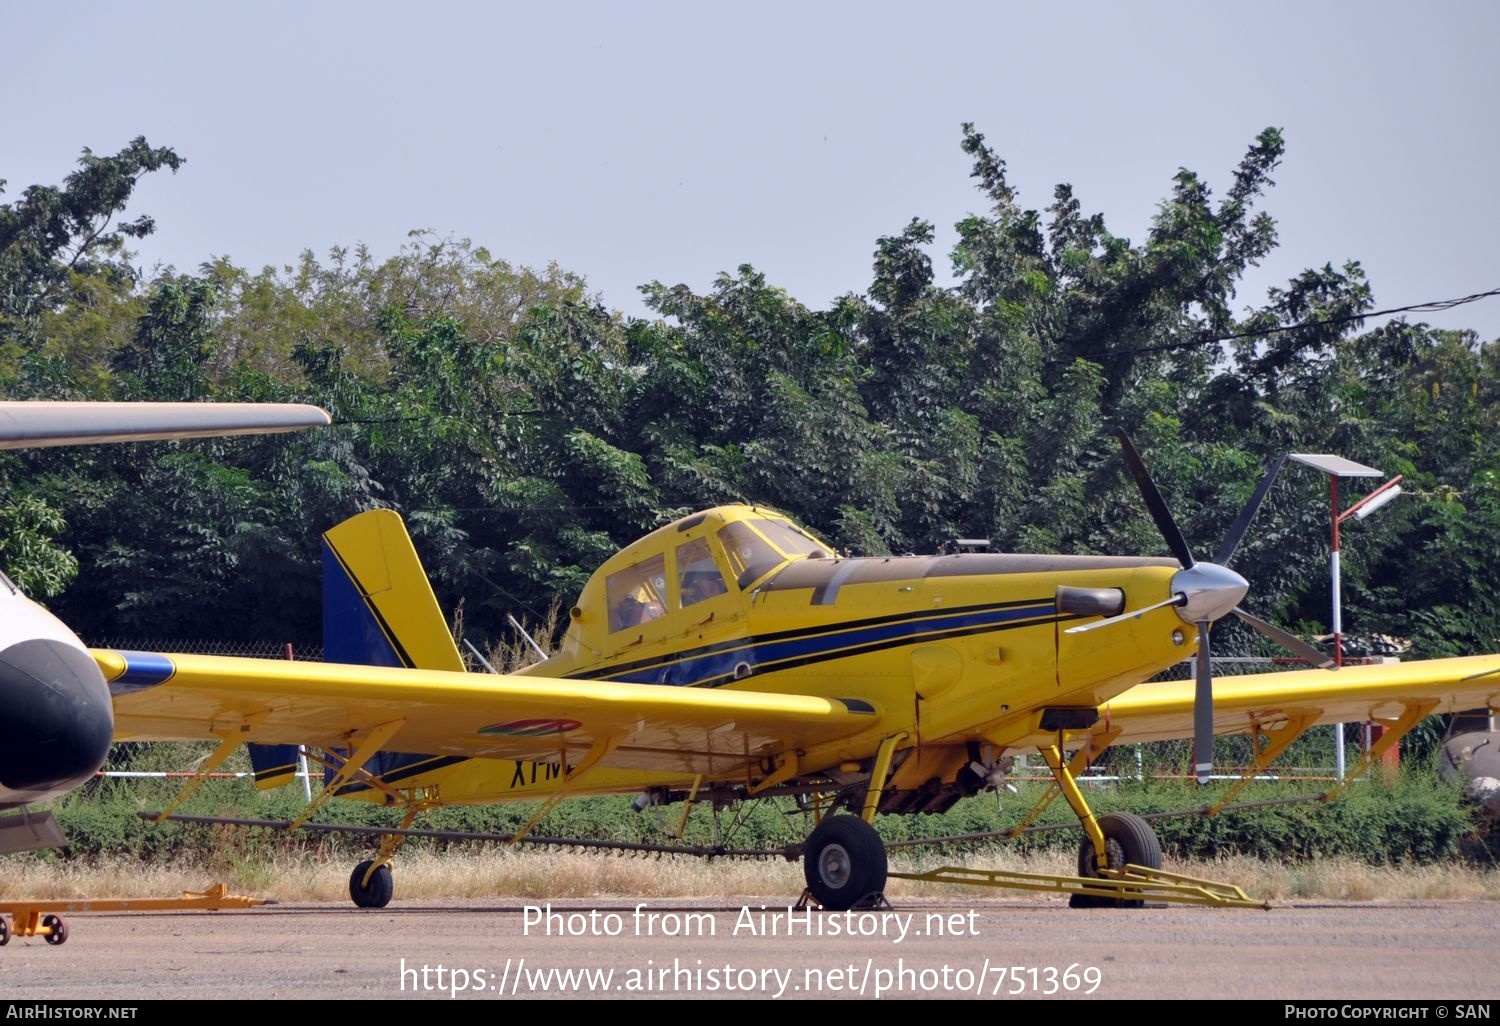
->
[1070, 811, 1162, 909]
[350, 859, 394, 909]
[803, 815, 888, 911]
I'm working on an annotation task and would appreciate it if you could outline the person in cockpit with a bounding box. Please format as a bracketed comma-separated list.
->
[680, 567, 728, 607]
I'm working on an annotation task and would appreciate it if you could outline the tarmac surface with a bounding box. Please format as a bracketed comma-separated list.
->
[1, 896, 1497, 1001]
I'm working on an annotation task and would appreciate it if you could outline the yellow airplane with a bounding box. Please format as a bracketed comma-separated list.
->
[100, 432, 1500, 912]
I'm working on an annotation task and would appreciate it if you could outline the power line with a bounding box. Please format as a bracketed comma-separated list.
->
[1073, 285, 1500, 360]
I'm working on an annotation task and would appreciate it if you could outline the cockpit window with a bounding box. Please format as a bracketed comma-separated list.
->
[716, 522, 787, 589]
[675, 538, 728, 608]
[752, 519, 834, 559]
[606, 554, 667, 632]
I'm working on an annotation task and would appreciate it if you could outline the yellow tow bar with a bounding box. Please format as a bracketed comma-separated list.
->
[887, 864, 1270, 909]
[0, 883, 272, 946]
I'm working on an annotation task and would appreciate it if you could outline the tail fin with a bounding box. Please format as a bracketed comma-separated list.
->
[321, 509, 465, 671]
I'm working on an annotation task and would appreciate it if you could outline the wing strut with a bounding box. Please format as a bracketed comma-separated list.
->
[146, 717, 269, 824]
[1318, 700, 1439, 802]
[509, 735, 623, 842]
[287, 720, 407, 831]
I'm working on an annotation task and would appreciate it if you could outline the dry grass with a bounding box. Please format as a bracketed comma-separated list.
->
[3, 848, 1496, 904]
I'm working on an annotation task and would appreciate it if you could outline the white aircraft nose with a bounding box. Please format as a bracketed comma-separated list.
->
[1171, 562, 1250, 625]
[0, 638, 114, 806]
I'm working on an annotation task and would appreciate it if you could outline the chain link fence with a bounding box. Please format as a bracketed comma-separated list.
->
[91, 638, 325, 661]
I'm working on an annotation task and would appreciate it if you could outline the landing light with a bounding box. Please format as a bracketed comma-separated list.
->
[1172, 629, 1186, 646]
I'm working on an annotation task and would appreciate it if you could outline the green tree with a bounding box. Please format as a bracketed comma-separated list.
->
[0, 494, 79, 597]
[0, 137, 183, 370]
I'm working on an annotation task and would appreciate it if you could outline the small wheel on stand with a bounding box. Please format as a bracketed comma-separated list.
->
[41, 913, 68, 945]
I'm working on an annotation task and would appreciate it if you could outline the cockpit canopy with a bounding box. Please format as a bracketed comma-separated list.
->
[573, 505, 835, 646]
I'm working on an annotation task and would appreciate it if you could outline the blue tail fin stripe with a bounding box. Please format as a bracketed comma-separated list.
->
[322, 543, 407, 667]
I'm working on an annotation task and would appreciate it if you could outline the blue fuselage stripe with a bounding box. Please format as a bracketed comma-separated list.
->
[586, 601, 1058, 688]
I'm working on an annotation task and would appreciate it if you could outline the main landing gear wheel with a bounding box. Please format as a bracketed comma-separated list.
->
[41, 914, 67, 945]
[350, 860, 394, 909]
[1070, 811, 1162, 909]
[803, 815, 888, 911]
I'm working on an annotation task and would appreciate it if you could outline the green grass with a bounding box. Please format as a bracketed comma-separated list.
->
[7, 744, 1492, 904]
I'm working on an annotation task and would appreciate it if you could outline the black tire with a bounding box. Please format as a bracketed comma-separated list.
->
[349, 860, 394, 909]
[803, 815, 888, 911]
[41, 913, 67, 945]
[0, 916, 10, 946]
[1069, 812, 1162, 909]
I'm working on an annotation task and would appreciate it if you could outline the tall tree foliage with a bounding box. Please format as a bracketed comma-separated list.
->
[2, 128, 1496, 663]
[0, 137, 182, 363]
[0, 139, 183, 595]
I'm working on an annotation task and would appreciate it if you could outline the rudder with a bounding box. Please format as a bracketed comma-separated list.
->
[321, 509, 465, 671]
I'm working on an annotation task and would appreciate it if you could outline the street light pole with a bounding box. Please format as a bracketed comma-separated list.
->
[1330, 474, 1344, 671]
[1290, 455, 1401, 780]
[1329, 473, 1350, 780]
[1334, 475, 1405, 775]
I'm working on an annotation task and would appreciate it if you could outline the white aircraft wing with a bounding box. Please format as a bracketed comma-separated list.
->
[0, 401, 331, 449]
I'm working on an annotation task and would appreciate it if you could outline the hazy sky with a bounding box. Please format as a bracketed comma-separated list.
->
[6, 1, 1498, 341]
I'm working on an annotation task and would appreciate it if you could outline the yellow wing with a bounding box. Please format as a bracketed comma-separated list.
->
[1097, 655, 1500, 744]
[99, 649, 877, 777]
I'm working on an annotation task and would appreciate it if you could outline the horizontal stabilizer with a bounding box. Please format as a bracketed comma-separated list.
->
[246, 743, 301, 791]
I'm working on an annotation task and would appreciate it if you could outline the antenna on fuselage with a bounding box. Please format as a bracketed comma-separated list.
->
[506, 613, 549, 662]
[462, 637, 500, 673]
[938, 538, 992, 555]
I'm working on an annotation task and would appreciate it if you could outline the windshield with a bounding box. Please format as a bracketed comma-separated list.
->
[752, 518, 834, 559]
[716, 522, 788, 589]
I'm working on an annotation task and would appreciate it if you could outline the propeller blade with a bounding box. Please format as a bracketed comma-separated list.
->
[1211, 454, 1288, 567]
[1063, 593, 1185, 634]
[1113, 427, 1196, 568]
[1194, 621, 1214, 785]
[1232, 607, 1336, 669]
